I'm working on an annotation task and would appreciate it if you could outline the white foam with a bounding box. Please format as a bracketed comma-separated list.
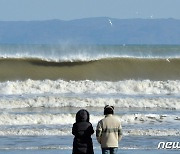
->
[1, 79, 180, 110]
[1, 48, 180, 62]
[0, 145, 72, 150]
[0, 113, 178, 126]
[0, 94, 180, 109]
[0, 128, 71, 136]
[0, 127, 179, 136]
[0, 113, 75, 125]
[120, 113, 179, 124]
[1, 79, 180, 95]
[124, 129, 180, 136]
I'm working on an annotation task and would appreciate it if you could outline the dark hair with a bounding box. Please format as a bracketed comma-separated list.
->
[104, 105, 114, 115]
[76, 109, 90, 122]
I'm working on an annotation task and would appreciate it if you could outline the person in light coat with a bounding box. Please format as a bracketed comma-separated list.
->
[96, 105, 122, 154]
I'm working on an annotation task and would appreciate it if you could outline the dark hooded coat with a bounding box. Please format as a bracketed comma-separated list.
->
[72, 109, 94, 154]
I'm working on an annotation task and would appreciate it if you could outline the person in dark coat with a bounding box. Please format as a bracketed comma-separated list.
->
[72, 109, 94, 154]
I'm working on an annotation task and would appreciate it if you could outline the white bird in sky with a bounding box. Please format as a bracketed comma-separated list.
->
[109, 19, 113, 26]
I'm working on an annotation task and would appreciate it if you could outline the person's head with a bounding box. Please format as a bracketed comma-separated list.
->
[104, 105, 114, 115]
[76, 109, 90, 122]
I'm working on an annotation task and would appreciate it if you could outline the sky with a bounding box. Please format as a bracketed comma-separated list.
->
[0, 0, 179, 21]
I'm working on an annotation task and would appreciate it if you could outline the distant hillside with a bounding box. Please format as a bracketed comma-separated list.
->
[0, 17, 180, 44]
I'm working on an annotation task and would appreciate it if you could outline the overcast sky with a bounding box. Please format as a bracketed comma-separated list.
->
[0, 0, 179, 21]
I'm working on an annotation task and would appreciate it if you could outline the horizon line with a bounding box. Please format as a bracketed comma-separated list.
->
[0, 17, 179, 22]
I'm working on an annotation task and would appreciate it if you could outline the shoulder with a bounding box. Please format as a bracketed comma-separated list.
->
[97, 118, 104, 127]
[112, 116, 122, 128]
[105, 115, 121, 125]
[98, 118, 104, 123]
[112, 115, 121, 122]
[112, 115, 120, 120]
[86, 122, 93, 127]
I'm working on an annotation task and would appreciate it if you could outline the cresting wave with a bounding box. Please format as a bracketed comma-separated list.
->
[0, 113, 179, 136]
[1, 79, 180, 95]
[0, 57, 180, 81]
[1, 79, 180, 109]
[1, 94, 180, 109]
[1, 44, 180, 61]
[0, 113, 179, 125]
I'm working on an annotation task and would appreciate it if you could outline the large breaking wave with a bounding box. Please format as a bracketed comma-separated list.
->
[0, 57, 180, 81]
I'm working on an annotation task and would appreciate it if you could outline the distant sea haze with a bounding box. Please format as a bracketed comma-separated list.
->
[0, 17, 180, 44]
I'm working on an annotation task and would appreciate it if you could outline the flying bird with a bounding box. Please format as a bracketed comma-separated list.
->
[109, 19, 113, 26]
[166, 58, 170, 62]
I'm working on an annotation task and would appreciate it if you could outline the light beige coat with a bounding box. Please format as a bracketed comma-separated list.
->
[96, 114, 122, 148]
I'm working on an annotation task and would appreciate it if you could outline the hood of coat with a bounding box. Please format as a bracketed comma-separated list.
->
[76, 109, 90, 122]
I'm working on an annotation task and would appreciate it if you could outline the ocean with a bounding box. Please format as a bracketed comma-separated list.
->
[0, 44, 180, 154]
